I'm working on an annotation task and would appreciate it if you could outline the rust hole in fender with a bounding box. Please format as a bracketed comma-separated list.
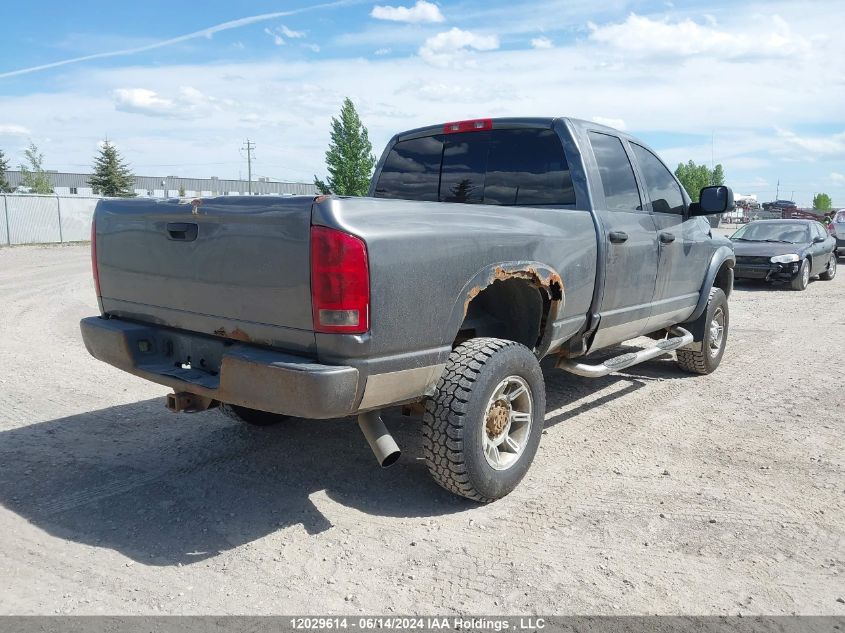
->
[464, 266, 563, 316]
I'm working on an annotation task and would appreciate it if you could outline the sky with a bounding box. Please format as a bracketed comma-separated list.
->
[1, 0, 844, 207]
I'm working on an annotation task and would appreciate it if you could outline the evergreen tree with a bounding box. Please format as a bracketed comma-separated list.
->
[449, 178, 474, 203]
[89, 140, 136, 197]
[19, 141, 53, 194]
[314, 98, 376, 196]
[0, 148, 11, 192]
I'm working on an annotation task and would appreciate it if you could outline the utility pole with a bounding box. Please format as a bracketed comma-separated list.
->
[775, 179, 780, 200]
[242, 140, 255, 195]
[711, 130, 714, 171]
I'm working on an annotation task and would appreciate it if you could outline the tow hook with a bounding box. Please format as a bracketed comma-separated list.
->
[165, 391, 218, 413]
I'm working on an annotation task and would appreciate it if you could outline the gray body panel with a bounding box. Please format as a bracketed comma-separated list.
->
[85, 116, 732, 415]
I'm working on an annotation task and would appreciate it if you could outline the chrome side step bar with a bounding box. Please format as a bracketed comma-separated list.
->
[556, 327, 694, 378]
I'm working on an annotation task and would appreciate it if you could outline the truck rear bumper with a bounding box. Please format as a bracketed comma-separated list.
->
[80, 317, 360, 419]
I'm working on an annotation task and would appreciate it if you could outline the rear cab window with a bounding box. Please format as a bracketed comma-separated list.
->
[374, 128, 575, 206]
[373, 135, 443, 201]
[587, 131, 642, 211]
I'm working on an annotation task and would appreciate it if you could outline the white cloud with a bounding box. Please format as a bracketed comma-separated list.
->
[264, 25, 307, 46]
[264, 27, 285, 46]
[303, 43, 321, 53]
[0, 124, 31, 136]
[374, 47, 392, 55]
[371, 0, 444, 24]
[419, 27, 499, 67]
[397, 80, 506, 103]
[113, 87, 217, 119]
[530, 36, 553, 49]
[589, 13, 812, 61]
[591, 117, 626, 131]
[281, 25, 306, 39]
[830, 172, 845, 184]
[775, 128, 845, 158]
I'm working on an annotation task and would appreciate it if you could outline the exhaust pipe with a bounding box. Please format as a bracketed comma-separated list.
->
[357, 410, 401, 468]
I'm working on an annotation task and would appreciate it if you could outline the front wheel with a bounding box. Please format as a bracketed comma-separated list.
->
[676, 287, 729, 375]
[422, 338, 546, 502]
[820, 254, 837, 281]
[790, 259, 810, 290]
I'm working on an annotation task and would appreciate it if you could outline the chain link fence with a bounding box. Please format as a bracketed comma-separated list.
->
[1, 194, 99, 246]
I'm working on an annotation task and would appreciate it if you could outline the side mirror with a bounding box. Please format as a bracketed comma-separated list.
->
[689, 186, 735, 216]
[813, 235, 825, 243]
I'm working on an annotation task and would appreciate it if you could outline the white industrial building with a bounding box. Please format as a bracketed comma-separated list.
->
[4, 170, 318, 198]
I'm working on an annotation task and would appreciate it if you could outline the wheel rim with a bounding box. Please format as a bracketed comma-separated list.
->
[802, 262, 810, 286]
[708, 306, 725, 358]
[829, 257, 837, 277]
[482, 376, 533, 471]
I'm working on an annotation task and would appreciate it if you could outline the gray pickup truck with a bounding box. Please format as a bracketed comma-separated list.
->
[81, 117, 736, 502]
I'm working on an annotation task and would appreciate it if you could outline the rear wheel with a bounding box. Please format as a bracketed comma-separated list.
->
[820, 254, 837, 280]
[790, 259, 810, 291]
[219, 403, 291, 426]
[676, 288, 728, 375]
[422, 338, 545, 502]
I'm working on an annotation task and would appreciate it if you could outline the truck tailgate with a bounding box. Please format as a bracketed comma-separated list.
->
[95, 196, 315, 352]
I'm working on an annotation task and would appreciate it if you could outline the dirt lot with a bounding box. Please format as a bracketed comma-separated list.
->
[0, 243, 842, 615]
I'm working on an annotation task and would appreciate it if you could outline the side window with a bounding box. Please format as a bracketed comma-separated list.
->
[484, 129, 575, 205]
[374, 136, 444, 201]
[439, 131, 490, 204]
[588, 132, 642, 211]
[631, 143, 685, 215]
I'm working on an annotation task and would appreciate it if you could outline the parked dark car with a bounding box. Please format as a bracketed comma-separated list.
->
[762, 199, 797, 213]
[731, 219, 837, 290]
[829, 210, 845, 256]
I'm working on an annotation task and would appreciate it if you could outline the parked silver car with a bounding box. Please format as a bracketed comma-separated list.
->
[829, 210, 845, 257]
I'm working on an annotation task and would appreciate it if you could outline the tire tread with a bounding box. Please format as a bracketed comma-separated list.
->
[676, 287, 727, 376]
[422, 337, 521, 503]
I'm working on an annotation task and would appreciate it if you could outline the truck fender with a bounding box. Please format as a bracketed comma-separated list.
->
[684, 246, 735, 326]
[443, 261, 565, 354]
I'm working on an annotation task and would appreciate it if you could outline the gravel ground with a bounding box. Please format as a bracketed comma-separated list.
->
[0, 243, 842, 615]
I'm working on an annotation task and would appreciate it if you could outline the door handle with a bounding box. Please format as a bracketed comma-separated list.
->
[659, 232, 676, 244]
[166, 222, 198, 241]
[608, 231, 629, 244]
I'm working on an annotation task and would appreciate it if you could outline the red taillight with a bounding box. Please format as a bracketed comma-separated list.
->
[310, 226, 369, 334]
[443, 118, 493, 134]
[91, 219, 101, 297]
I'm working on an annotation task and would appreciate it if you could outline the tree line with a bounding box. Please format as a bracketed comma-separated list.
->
[0, 140, 136, 196]
[0, 102, 837, 209]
